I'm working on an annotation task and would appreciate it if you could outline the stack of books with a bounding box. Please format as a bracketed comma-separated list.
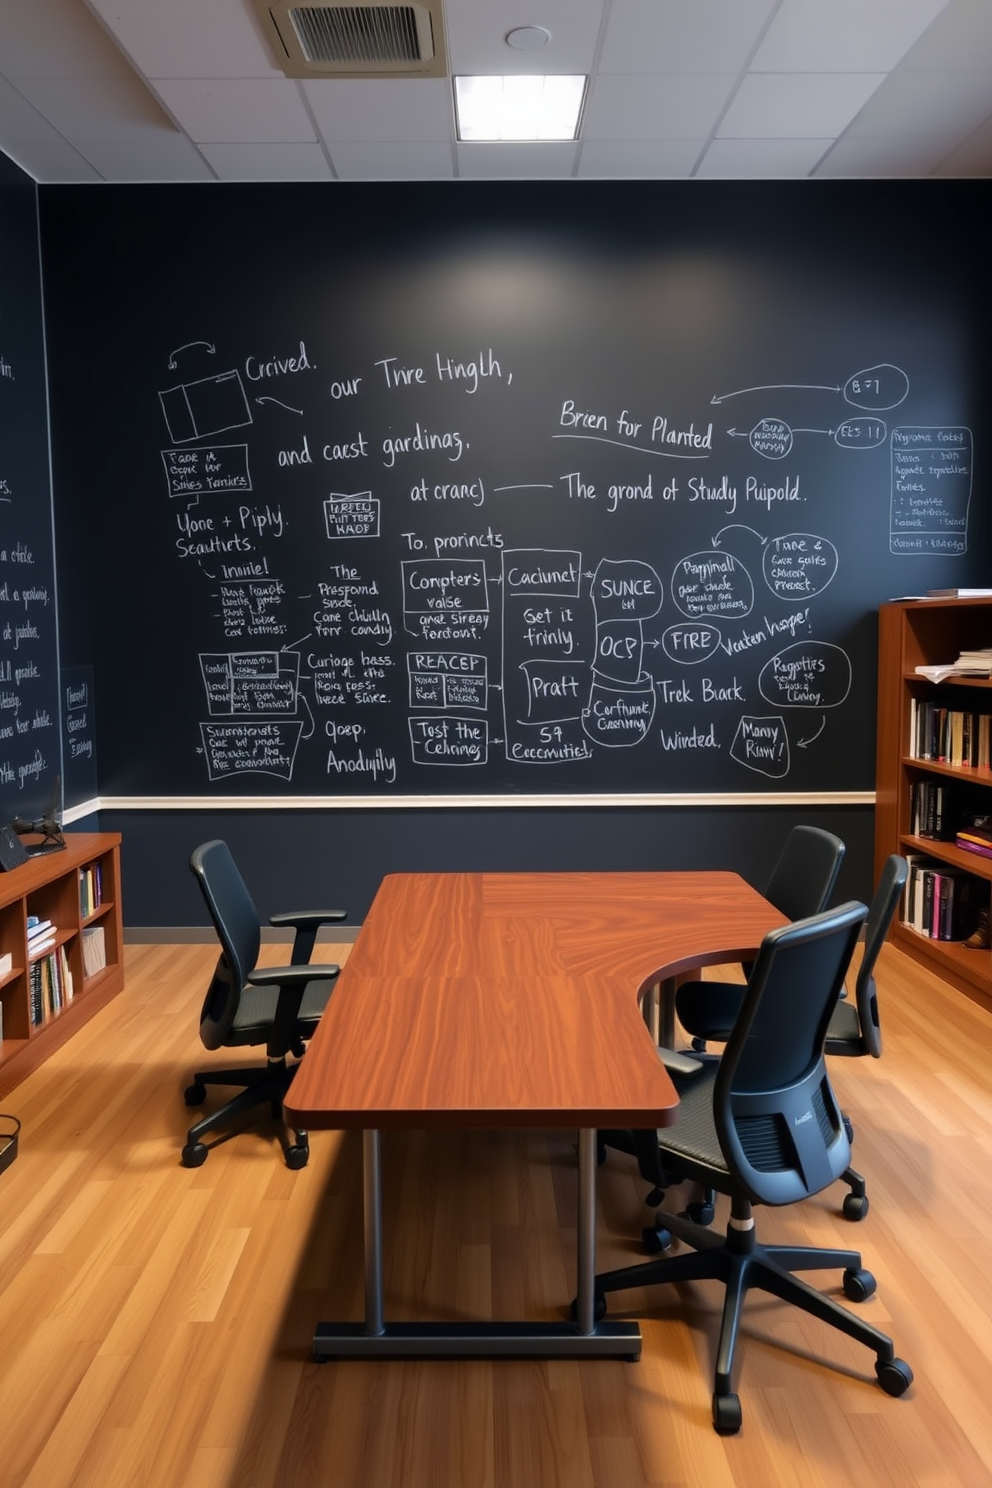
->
[27, 915, 56, 959]
[956, 818, 992, 862]
[903, 856, 985, 941]
[952, 646, 992, 677]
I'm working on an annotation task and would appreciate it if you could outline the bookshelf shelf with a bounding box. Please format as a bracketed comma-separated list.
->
[0, 833, 123, 1097]
[877, 599, 992, 1006]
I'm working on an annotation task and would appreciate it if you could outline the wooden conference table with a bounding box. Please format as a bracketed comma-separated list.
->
[285, 870, 784, 1361]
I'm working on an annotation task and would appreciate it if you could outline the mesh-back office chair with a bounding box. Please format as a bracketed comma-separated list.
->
[825, 854, 909, 1219]
[182, 839, 346, 1169]
[586, 902, 913, 1434]
[673, 823, 846, 1049]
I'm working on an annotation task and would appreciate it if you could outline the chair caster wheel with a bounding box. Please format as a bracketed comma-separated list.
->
[642, 1224, 673, 1254]
[184, 1082, 207, 1106]
[569, 1294, 607, 1323]
[843, 1267, 876, 1303]
[285, 1133, 309, 1169]
[876, 1357, 913, 1396]
[181, 1142, 208, 1168]
[843, 1192, 869, 1221]
[684, 1200, 715, 1226]
[712, 1391, 742, 1434]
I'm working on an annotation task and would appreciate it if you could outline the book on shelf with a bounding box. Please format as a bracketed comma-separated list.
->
[0, 950, 11, 977]
[82, 924, 106, 978]
[903, 857, 986, 942]
[78, 864, 103, 919]
[29, 943, 74, 1025]
[926, 588, 992, 599]
[26, 915, 53, 940]
[908, 699, 992, 768]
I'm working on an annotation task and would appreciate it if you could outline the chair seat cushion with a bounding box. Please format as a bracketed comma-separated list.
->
[228, 976, 336, 1045]
[824, 996, 861, 1047]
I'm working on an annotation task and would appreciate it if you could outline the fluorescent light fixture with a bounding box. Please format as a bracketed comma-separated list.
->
[454, 75, 586, 142]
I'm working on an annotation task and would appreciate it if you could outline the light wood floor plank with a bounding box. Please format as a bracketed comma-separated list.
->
[2, 938, 992, 1486]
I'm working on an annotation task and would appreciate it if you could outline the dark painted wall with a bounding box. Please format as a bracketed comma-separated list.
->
[28, 176, 992, 926]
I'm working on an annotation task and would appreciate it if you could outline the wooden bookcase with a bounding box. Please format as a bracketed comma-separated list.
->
[0, 832, 123, 1096]
[875, 598, 992, 1005]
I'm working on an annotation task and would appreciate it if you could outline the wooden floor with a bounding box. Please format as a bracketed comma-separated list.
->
[2, 937, 992, 1487]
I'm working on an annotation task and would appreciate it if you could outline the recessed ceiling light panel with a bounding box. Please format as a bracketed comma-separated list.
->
[454, 75, 586, 142]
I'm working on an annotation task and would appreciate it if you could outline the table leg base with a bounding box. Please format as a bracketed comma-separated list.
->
[312, 1320, 642, 1361]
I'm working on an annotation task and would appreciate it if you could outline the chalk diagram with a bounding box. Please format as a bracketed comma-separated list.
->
[713, 362, 973, 559]
[197, 649, 309, 781]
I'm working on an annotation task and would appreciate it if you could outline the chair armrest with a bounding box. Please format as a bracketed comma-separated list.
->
[656, 1045, 704, 1076]
[269, 909, 348, 965]
[269, 910, 348, 928]
[246, 962, 341, 1056]
[246, 963, 341, 986]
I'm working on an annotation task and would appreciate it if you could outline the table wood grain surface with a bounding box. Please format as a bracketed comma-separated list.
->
[285, 871, 785, 1130]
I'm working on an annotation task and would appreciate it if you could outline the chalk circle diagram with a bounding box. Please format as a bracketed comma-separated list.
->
[749, 417, 792, 459]
[757, 642, 852, 709]
[660, 621, 722, 666]
[843, 364, 909, 410]
[762, 533, 838, 601]
[583, 558, 663, 748]
[730, 715, 790, 779]
[671, 551, 754, 621]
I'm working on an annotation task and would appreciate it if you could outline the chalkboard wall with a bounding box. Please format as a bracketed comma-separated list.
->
[0, 155, 59, 828]
[41, 180, 992, 807]
[36, 179, 992, 922]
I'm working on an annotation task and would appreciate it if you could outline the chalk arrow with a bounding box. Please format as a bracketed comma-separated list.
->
[256, 396, 303, 415]
[798, 715, 826, 748]
[711, 382, 841, 404]
[167, 341, 215, 369]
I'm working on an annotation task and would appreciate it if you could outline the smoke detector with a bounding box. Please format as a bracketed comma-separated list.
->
[255, 1, 447, 79]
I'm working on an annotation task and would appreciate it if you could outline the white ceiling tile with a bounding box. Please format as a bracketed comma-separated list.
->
[814, 134, 956, 176]
[695, 136, 832, 177]
[445, 0, 603, 72]
[719, 73, 886, 137]
[455, 142, 578, 177]
[599, 0, 778, 73]
[896, 0, 992, 69]
[3, 140, 102, 181]
[77, 135, 216, 181]
[84, 0, 283, 80]
[932, 118, 992, 174]
[0, 0, 132, 78]
[846, 69, 992, 137]
[329, 141, 455, 178]
[0, 79, 68, 143]
[583, 74, 736, 139]
[15, 74, 177, 142]
[577, 138, 701, 177]
[200, 141, 335, 180]
[752, 0, 950, 72]
[153, 78, 315, 143]
[302, 78, 452, 142]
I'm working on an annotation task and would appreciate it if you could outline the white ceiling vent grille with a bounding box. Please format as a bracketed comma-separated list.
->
[256, 0, 447, 78]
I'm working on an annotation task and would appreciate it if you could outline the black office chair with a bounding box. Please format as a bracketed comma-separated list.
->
[825, 854, 909, 1220]
[674, 823, 846, 1049]
[182, 839, 346, 1169]
[585, 902, 913, 1434]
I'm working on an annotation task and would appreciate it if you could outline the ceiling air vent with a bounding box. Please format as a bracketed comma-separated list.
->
[256, 1, 447, 78]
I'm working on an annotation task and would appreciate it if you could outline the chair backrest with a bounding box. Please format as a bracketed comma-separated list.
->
[763, 824, 846, 921]
[714, 900, 868, 1209]
[852, 854, 909, 1059]
[190, 839, 262, 1050]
